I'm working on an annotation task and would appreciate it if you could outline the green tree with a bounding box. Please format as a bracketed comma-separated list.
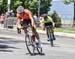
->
[0, 0, 3, 5]
[17, 0, 52, 15]
[0, 0, 7, 13]
[51, 11, 61, 27]
[62, 0, 75, 26]
[0, 0, 52, 16]
[10, 0, 22, 12]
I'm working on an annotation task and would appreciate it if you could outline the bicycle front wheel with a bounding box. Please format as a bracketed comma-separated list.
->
[37, 46, 42, 54]
[47, 26, 54, 47]
[25, 34, 35, 55]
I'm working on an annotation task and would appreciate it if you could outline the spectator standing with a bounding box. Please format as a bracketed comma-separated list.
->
[0, 13, 6, 28]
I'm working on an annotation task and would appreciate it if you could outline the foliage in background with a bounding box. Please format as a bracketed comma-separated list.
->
[0, 0, 52, 16]
[0, 0, 3, 5]
[17, 0, 52, 15]
[62, 0, 71, 4]
[51, 11, 61, 27]
[0, 0, 7, 14]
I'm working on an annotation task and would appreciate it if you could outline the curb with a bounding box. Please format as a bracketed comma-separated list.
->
[0, 27, 75, 39]
[37, 30, 75, 39]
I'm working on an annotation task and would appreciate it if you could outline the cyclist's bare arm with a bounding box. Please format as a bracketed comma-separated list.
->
[17, 19, 22, 28]
[29, 14, 36, 28]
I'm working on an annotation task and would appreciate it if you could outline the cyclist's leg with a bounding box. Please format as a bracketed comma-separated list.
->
[45, 26, 50, 41]
[50, 25, 56, 40]
[22, 20, 30, 34]
[32, 27, 39, 39]
[44, 23, 51, 41]
[31, 25, 42, 48]
[22, 20, 38, 41]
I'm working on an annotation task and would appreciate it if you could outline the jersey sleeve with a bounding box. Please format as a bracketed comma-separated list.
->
[24, 9, 32, 16]
[40, 16, 53, 24]
[16, 14, 22, 20]
[47, 16, 53, 22]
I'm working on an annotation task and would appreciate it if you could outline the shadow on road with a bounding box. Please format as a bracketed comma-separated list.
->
[0, 49, 13, 52]
[0, 44, 19, 52]
[0, 37, 23, 52]
[42, 42, 60, 47]
[26, 52, 45, 56]
[0, 37, 25, 44]
[0, 37, 12, 39]
[0, 44, 18, 49]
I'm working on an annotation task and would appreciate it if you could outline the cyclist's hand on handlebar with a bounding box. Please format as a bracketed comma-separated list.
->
[17, 25, 22, 34]
[17, 27, 21, 34]
[32, 23, 36, 28]
[17, 25, 22, 29]
[34, 24, 36, 28]
[33, 24, 36, 28]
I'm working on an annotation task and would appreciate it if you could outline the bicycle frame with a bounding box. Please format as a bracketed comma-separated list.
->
[23, 25, 42, 55]
[46, 26, 54, 47]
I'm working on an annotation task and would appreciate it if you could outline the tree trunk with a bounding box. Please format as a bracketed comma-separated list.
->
[73, 2, 75, 26]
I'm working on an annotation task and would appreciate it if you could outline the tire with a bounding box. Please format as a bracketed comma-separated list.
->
[50, 40, 53, 47]
[50, 31, 54, 47]
[36, 43, 42, 54]
[25, 34, 35, 55]
[47, 26, 54, 47]
[37, 47, 42, 54]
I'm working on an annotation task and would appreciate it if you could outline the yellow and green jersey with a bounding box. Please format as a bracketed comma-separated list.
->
[40, 16, 53, 24]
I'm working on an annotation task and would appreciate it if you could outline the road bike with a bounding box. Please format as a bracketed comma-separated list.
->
[46, 26, 55, 47]
[23, 25, 42, 55]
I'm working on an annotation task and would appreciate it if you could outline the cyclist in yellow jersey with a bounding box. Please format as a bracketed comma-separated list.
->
[41, 16, 53, 24]
[40, 15, 55, 41]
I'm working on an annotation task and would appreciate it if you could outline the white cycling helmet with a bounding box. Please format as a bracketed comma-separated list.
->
[16, 6, 24, 13]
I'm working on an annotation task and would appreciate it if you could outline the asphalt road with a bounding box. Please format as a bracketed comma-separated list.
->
[0, 29, 75, 59]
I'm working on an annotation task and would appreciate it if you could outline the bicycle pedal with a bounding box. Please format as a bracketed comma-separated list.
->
[53, 37, 56, 40]
[47, 39, 50, 41]
[48, 38, 51, 41]
[47, 38, 53, 41]
[36, 42, 39, 45]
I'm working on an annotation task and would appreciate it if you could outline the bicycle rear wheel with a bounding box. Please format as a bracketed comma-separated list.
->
[50, 40, 53, 47]
[25, 34, 35, 55]
[36, 43, 42, 54]
[50, 30, 54, 47]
